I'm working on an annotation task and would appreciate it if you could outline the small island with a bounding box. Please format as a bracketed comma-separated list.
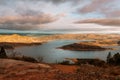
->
[59, 43, 111, 51]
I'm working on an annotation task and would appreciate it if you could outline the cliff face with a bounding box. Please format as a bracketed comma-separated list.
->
[59, 43, 110, 51]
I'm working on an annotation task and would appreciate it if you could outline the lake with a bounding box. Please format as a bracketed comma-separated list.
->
[7, 40, 120, 63]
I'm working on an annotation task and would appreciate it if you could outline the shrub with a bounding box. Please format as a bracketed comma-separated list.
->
[59, 60, 70, 65]
[0, 47, 7, 58]
[8, 52, 38, 63]
[107, 52, 120, 65]
[22, 56, 37, 63]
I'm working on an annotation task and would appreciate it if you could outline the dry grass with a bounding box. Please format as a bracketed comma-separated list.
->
[1, 59, 120, 80]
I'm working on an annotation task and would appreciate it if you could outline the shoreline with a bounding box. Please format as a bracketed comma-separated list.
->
[0, 42, 42, 49]
[0, 34, 120, 80]
[0, 34, 119, 49]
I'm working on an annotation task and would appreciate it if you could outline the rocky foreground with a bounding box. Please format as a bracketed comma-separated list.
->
[1, 59, 120, 80]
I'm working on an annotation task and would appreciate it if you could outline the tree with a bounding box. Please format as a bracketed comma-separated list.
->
[113, 53, 120, 65]
[0, 46, 7, 58]
[107, 52, 112, 64]
[106, 52, 120, 65]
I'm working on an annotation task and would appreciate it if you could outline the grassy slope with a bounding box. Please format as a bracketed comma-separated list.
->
[1, 59, 120, 80]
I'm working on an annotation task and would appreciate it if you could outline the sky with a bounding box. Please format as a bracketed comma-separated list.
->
[0, 0, 120, 33]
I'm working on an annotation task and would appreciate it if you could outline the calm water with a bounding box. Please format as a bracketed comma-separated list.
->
[8, 40, 120, 63]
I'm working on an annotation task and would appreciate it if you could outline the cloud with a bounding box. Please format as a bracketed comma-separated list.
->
[76, 18, 120, 26]
[78, 0, 120, 18]
[0, 0, 82, 6]
[15, 8, 42, 16]
[42, 0, 68, 4]
[0, 0, 119, 31]
[0, 12, 58, 30]
[102, 9, 120, 18]
[0, 0, 7, 5]
[0, 1, 64, 30]
[79, 0, 111, 13]
[39, 0, 81, 5]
